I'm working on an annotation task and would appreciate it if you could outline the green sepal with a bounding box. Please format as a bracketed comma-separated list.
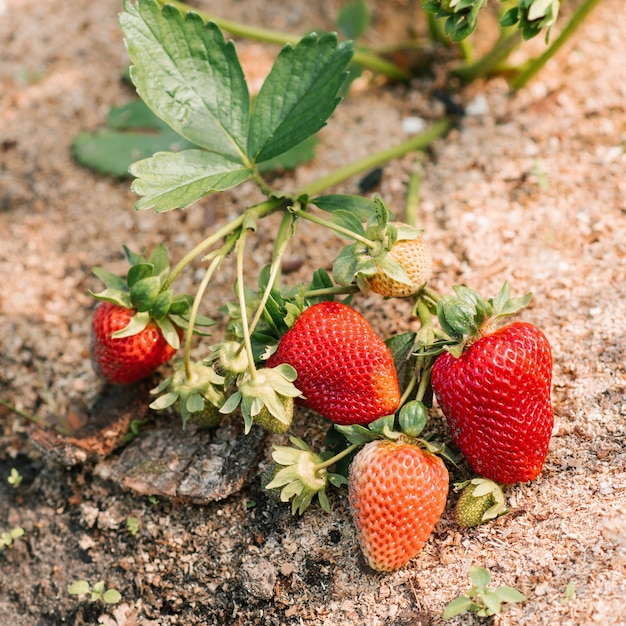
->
[129, 276, 161, 311]
[333, 424, 383, 446]
[111, 310, 150, 339]
[155, 316, 181, 350]
[398, 401, 428, 438]
[127, 263, 154, 288]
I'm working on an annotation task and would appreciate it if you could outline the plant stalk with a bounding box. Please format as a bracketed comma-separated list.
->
[511, 0, 602, 90]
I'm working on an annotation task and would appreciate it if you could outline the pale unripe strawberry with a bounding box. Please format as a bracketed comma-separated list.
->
[349, 439, 448, 571]
[368, 228, 432, 297]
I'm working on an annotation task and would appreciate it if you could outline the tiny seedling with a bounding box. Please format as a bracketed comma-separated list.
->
[560, 580, 576, 605]
[443, 565, 526, 619]
[7, 468, 23, 488]
[126, 517, 139, 535]
[0, 527, 24, 550]
[68, 580, 122, 605]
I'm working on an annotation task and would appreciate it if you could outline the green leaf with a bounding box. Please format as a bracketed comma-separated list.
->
[120, 0, 249, 161]
[332, 243, 362, 286]
[72, 127, 196, 179]
[149, 391, 179, 411]
[482, 589, 502, 615]
[248, 32, 353, 163]
[495, 586, 526, 603]
[257, 135, 320, 173]
[442, 595, 473, 619]
[469, 565, 491, 588]
[68, 581, 91, 596]
[92, 267, 128, 292]
[337, 0, 371, 39]
[334, 424, 381, 446]
[102, 589, 122, 604]
[398, 401, 428, 437]
[311, 194, 377, 221]
[329, 209, 366, 238]
[130, 276, 161, 311]
[112, 311, 150, 339]
[130, 149, 252, 212]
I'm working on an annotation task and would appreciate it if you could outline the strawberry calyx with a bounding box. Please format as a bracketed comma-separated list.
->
[436, 281, 532, 357]
[90, 245, 214, 349]
[219, 364, 303, 434]
[265, 436, 349, 515]
[149, 358, 225, 428]
[331, 196, 425, 293]
[454, 478, 508, 528]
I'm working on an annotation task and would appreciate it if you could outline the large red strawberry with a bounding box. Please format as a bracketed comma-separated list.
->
[349, 438, 449, 571]
[431, 284, 553, 484]
[266, 301, 400, 425]
[90, 301, 178, 384]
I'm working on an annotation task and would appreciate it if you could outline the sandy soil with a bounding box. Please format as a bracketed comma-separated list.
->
[1, 0, 625, 625]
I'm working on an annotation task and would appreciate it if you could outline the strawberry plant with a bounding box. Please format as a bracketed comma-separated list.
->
[75, 0, 561, 576]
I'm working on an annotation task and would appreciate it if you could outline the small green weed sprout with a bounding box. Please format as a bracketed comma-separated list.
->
[126, 517, 139, 536]
[443, 565, 526, 619]
[68, 580, 122, 604]
[7, 468, 23, 488]
[0, 527, 24, 550]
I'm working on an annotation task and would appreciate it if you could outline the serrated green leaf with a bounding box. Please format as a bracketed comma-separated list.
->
[311, 194, 376, 220]
[257, 135, 319, 173]
[442, 595, 473, 619]
[120, 0, 249, 160]
[130, 149, 252, 212]
[248, 33, 353, 163]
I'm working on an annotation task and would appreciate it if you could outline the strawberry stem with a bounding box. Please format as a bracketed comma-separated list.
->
[290, 205, 376, 248]
[313, 443, 361, 472]
[235, 231, 258, 380]
[183, 251, 226, 380]
[303, 285, 360, 299]
[247, 213, 293, 338]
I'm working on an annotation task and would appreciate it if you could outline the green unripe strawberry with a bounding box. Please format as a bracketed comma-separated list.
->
[455, 479, 506, 528]
[253, 395, 294, 434]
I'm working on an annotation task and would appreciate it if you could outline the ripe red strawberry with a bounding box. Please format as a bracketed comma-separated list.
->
[431, 321, 553, 484]
[90, 301, 178, 385]
[266, 301, 400, 425]
[349, 439, 449, 571]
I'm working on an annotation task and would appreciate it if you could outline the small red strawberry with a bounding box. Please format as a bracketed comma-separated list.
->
[431, 283, 553, 484]
[91, 301, 178, 385]
[349, 438, 449, 571]
[266, 301, 400, 425]
[89, 245, 212, 385]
